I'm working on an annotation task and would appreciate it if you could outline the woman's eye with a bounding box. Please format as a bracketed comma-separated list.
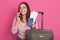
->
[23, 7, 25, 9]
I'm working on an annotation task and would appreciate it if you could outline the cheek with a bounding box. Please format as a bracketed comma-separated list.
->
[24, 9, 27, 13]
[20, 9, 21, 12]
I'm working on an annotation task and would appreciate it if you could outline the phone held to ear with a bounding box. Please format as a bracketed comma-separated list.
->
[18, 13, 21, 18]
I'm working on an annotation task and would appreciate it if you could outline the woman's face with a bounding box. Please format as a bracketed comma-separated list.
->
[20, 4, 27, 15]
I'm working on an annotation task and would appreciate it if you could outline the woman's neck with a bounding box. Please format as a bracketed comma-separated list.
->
[22, 15, 27, 23]
[22, 15, 26, 19]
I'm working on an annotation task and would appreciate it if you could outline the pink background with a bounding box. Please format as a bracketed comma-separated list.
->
[0, 0, 60, 40]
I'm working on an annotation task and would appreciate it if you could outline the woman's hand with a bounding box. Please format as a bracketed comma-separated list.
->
[13, 13, 21, 27]
[16, 12, 21, 23]
[31, 22, 36, 29]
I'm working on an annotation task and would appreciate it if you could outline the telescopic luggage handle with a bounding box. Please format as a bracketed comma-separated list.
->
[37, 11, 44, 29]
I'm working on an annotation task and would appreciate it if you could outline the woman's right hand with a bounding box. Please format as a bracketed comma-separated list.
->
[16, 12, 21, 23]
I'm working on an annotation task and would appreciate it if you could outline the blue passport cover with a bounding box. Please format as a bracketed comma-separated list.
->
[28, 18, 33, 26]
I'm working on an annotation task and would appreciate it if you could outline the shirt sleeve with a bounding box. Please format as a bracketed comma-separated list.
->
[11, 17, 18, 34]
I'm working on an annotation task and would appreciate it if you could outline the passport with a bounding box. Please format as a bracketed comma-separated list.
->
[28, 18, 33, 26]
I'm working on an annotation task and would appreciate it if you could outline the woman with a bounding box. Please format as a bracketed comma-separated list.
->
[11, 2, 38, 40]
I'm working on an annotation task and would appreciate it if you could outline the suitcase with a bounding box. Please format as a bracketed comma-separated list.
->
[25, 12, 54, 40]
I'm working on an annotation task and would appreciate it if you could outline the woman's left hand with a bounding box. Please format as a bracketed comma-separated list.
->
[31, 22, 36, 29]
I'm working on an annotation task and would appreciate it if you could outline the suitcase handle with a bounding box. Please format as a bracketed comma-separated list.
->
[37, 11, 44, 29]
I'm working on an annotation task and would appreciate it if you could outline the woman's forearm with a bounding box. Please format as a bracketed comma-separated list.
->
[11, 21, 19, 34]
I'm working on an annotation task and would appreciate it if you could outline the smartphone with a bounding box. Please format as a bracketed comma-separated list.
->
[18, 14, 21, 18]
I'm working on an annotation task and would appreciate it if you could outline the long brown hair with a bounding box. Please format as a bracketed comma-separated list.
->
[18, 2, 30, 23]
